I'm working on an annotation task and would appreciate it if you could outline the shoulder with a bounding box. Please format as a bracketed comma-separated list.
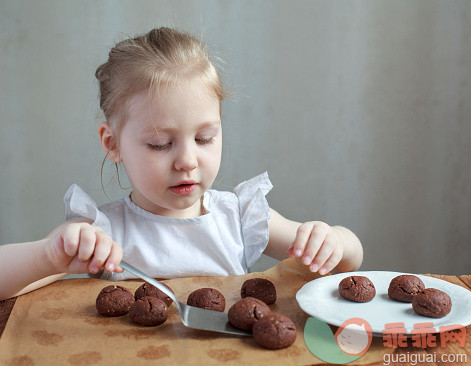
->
[98, 199, 126, 214]
[95, 198, 128, 228]
[206, 189, 239, 215]
[207, 188, 238, 205]
[233, 172, 272, 198]
[207, 172, 273, 217]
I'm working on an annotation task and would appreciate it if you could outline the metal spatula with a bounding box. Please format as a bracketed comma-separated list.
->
[120, 261, 250, 336]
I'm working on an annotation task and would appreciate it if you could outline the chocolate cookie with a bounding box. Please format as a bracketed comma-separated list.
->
[186, 288, 226, 312]
[228, 297, 271, 330]
[412, 288, 452, 318]
[96, 285, 135, 317]
[338, 276, 376, 303]
[135, 282, 174, 306]
[388, 275, 425, 303]
[129, 296, 168, 326]
[253, 313, 297, 349]
[241, 278, 276, 305]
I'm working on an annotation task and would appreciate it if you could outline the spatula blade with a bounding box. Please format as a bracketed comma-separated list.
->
[183, 305, 251, 336]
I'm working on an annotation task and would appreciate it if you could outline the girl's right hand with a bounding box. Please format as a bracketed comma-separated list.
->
[45, 221, 123, 275]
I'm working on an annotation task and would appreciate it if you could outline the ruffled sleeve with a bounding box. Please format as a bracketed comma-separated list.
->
[64, 184, 112, 237]
[234, 172, 273, 269]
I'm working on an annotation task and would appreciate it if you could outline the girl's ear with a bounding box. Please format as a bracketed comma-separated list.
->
[98, 122, 122, 163]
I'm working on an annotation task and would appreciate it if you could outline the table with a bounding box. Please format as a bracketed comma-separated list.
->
[1, 273, 470, 365]
[0, 298, 15, 337]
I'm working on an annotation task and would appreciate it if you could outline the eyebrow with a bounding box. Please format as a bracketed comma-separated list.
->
[141, 121, 221, 135]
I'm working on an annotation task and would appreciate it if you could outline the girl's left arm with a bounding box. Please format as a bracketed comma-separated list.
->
[264, 208, 363, 274]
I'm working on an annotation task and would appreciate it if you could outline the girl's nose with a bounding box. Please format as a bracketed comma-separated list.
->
[174, 143, 198, 172]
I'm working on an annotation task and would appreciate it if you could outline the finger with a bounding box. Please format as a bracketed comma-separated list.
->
[286, 245, 295, 258]
[48, 234, 73, 270]
[310, 235, 338, 272]
[77, 224, 97, 262]
[104, 241, 124, 273]
[302, 224, 330, 266]
[291, 223, 314, 257]
[318, 246, 343, 275]
[61, 223, 81, 257]
[88, 231, 112, 274]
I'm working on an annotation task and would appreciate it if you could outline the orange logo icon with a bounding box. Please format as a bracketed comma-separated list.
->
[335, 318, 373, 356]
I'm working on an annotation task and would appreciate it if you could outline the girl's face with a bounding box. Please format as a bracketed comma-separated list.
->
[117, 80, 222, 218]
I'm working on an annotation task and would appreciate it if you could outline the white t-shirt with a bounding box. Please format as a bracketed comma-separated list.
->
[64, 172, 272, 280]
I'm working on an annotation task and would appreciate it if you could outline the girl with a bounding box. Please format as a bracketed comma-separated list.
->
[0, 27, 363, 301]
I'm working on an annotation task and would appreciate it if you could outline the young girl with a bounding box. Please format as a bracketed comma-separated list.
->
[0, 27, 363, 301]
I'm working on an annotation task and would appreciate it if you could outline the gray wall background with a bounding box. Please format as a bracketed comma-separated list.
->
[1, 0, 470, 275]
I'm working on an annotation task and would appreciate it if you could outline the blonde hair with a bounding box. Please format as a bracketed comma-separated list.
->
[96, 27, 227, 138]
[95, 27, 227, 191]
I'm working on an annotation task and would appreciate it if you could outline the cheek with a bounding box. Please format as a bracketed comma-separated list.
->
[124, 155, 167, 191]
[120, 146, 159, 180]
[207, 139, 222, 171]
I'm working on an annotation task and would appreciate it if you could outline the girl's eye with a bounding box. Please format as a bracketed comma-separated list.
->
[148, 143, 171, 151]
[196, 137, 215, 145]
[148, 137, 214, 150]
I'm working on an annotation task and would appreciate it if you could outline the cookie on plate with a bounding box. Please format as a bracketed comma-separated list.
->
[187, 288, 226, 312]
[135, 282, 174, 306]
[253, 313, 296, 349]
[228, 297, 271, 330]
[388, 275, 425, 303]
[412, 288, 452, 318]
[241, 278, 276, 305]
[96, 285, 135, 317]
[338, 276, 376, 303]
[129, 296, 168, 326]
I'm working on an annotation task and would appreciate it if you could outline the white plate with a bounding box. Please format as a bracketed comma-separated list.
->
[296, 271, 471, 335]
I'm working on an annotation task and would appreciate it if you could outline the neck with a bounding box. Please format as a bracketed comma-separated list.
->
[130, 191, 204, 218]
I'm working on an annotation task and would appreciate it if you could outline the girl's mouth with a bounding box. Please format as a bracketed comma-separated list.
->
[170, 183, 197, 195]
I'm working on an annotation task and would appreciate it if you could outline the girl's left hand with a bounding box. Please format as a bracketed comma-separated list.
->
[286, 221, 343, 275]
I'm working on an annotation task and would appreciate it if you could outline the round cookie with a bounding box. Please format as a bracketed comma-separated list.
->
[412, 288, 452, 318]
[135, 282, 174, 306]
[129, 296, 168, 326]
[338, 276, 376, 303]
[253, 313, 297, 349]
[228, 297, 271, 330]
[96, 285, 135, 317]
[241, 278, 276, 305]
[187, 288, 226, 312]
[388, 275, 425, 303]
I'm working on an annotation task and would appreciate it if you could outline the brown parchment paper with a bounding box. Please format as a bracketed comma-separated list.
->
[0, 259, 393, 365]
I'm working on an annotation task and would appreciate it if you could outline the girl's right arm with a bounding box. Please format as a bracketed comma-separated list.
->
[0, 219, 123, 301]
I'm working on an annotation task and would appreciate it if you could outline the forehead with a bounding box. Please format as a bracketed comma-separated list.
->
[126, 81, 221, 133]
